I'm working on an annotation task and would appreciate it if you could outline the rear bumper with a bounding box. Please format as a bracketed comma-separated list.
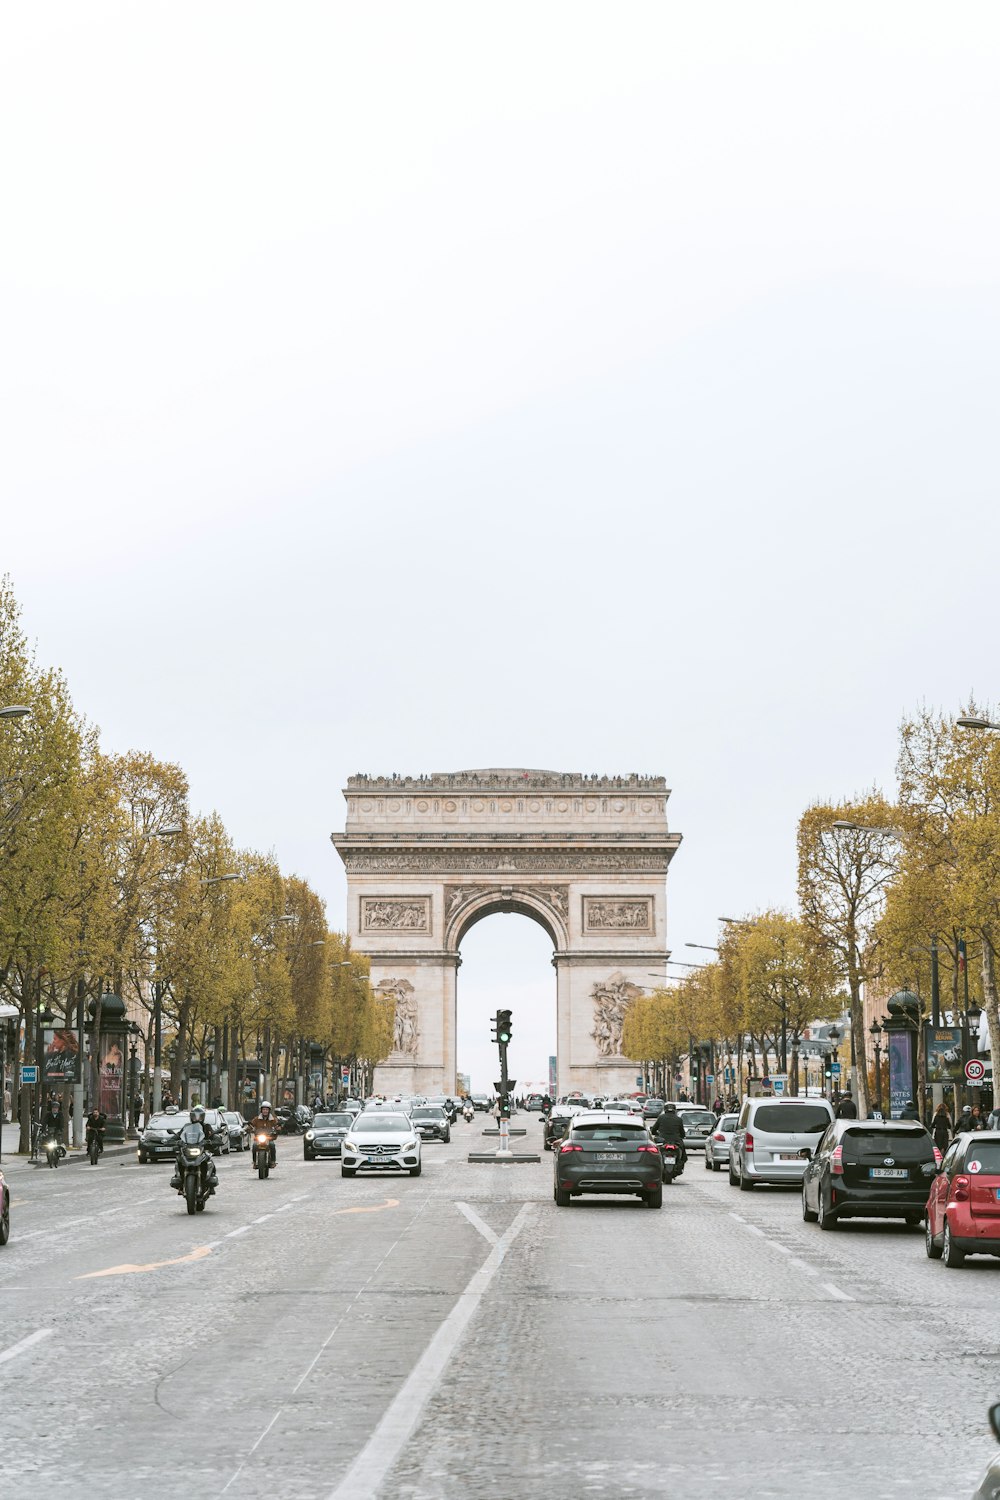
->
[743, 1158, 808, 1184]
[952, 1233, 1000, 1255]
[558, 1170, 662, 1195]
[831, 1185, 929, 1217]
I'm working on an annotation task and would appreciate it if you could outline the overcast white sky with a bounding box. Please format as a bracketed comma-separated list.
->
[4, 5, 999, 1090]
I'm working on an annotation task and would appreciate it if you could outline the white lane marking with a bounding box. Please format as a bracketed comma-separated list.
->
[743, 1222, 766, 1237]
[789, 1258, 819, 1276]
[771, 1242, 792, 1255]
[821, 1282, 854, 1302]
[225, 1226, 251, 1238]
[252, 1214, 273, 1225]
[0, 1329, 52, 1366]
[454, 1200, 499, 1246]
[727, 1212, 745, 1222]
[327, 1203, 533, 1500]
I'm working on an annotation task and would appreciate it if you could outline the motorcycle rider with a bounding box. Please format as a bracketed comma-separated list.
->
[249, 1099, 279, 1169]
[85, 1107, 107, 1158]
[651, 1100, 687, 1172]
[42, 1093, 65, 1143]
[170, 1106, 219, 1193]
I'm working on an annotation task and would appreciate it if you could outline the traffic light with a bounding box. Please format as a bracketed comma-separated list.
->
[497, 1009, 513, 1044]
[490, 1012, 500, 1043]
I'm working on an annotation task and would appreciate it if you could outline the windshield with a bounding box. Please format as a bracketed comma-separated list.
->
[146, 1115, 180, 1131]
[224, 1113, 241, 1125]
[754, 1104, 830, 1134]
[412, 1109, 445, 1120]
[314, 1114, 352, 1128]
[351, 1115, 409, 1134]
[179, 1123, 205, 1144]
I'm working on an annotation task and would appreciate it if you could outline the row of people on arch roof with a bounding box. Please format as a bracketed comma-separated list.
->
[348, 772, 667, 790]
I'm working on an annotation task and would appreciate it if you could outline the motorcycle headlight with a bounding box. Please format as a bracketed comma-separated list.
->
[305, 1130, 315, 1140]
[185, 1148, 200, 1158]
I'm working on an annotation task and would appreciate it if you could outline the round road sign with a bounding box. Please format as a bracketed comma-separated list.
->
[965, 1058, 986, 1082]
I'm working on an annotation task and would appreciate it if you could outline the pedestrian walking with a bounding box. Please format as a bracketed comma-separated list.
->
[955, 1104, 975, 1135]
[835, 1094, 858, 1119]
[969, 1104, 987, 1131]
[130, 1092, 142, 1131]
[932, 1101, 952, 1154]
[899, 1099, 920, 1121]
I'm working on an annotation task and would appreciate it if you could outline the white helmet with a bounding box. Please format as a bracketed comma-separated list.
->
[261, 1100, 272, 1112]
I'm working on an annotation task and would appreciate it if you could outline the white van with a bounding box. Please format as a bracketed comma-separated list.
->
[729, 1097, 835, 1189]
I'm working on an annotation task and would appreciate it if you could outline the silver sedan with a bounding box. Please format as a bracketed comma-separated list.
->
[704, 1113, 739, 1171]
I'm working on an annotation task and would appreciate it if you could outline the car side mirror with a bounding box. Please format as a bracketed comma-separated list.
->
[990, 1404, 1000, 1444]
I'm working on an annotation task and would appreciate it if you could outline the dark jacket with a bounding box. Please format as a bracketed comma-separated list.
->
[652, 1111, 685, 1146]
[955, 1110, 975, 1134]
[899, 1103, 921, 1122]
[835, 1097, 858, 1119]
[932, 1114, 952, 1152]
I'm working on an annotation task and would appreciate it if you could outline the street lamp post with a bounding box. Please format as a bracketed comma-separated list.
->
[870, 1021, 884, 1116]
[826, 1025, 842, 1101]
[126, 1022, 141, 1136]
[150, 825, 183, 1114]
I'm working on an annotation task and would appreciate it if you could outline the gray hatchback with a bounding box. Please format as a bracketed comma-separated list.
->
[552, 1111, 663, 1209]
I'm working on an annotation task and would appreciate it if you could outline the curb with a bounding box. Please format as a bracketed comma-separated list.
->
[0, 1142, 137, 1173]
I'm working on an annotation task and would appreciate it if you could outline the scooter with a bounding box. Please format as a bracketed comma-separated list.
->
[462, 1105, 475, 1124]
[252, 1131, 276, 1179]
[42, 1133, 66, 1168]
[660, 1143, 684, 1184]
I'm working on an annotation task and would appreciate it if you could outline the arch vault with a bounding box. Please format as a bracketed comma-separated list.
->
[331, 769, 682, 1097]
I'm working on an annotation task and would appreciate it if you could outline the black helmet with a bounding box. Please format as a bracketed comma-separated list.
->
[190, 1106, 206, 1125]
[662, 1101, 678, 1113]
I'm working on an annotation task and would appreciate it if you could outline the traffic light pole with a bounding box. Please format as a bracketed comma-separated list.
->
[467, 1009, 539, 1165]
[497, 1039, 512, 1158]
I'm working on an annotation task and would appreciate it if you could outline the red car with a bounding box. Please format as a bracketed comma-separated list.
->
[926, 1130, 1000, 1267]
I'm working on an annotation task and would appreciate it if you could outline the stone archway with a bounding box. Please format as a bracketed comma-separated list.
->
[331, 770, 682, 1097]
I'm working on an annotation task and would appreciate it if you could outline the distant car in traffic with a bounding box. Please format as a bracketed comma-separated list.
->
[524, 1094, 545, 1112]
[470, 1094, 491, 1113]
[410, 1106, 451, 1143]
[542, 1105, 582, 1151]
[304, 1111, 354, 1161]
[926, 1130, 1000, 1267]
[730, 1097, 835, 1189]
[676, 1107, 717, 1152]
[642, 1099, 665, 1121]
[552, 1110, 663, 1208]
[223, 1111, 251, 1152]
[801, 1119, 939, 1230]
[704, 1113, 739, 1171]
[137, 1112, 185, 1163]
[341, 1111, 422, 1177]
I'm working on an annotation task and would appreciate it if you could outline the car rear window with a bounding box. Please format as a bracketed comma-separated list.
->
[964, 1143, 1000, 1173]
[719, 1116, 738, 1131]
[682, 1112, 715, 1129]
[842, 1127, 932, 1160]
[754, 1105, 830, 1134]
[572, 1124, 647, 1140]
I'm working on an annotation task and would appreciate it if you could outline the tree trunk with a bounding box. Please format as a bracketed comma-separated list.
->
[981, 937, 1000, 1084]
[849, 977, 870, 1117]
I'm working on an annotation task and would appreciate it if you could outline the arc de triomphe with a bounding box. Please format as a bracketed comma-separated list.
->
[331, 770, 682, 1098]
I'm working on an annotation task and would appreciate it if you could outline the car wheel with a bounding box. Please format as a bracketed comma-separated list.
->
[0, 1204, 8, 1245]
[444, 1131, 451, 1143]
[409, 1163, 422, 1177]
[644, 1186, 663, 1209]
[712, 1157, 722, 1171]
[943, 1218, 965, 1268]
[818, 1190, 838, 1230]
[925, 1214, 942, 1259]
[304, 1150, 314, 1162]
[543, 1139, 551, 1151]
[904, 1212, 923, 1228]
[704, 1151, 712, 1170]
[138, 1152, 147, 1165]
[802, 1183, 818, 1222]
[554, 1185, 571, 1207]
[728, 1160, 740, 1187]
[341, 1166, 356, 1178]
[739, 1163, 754, 1192]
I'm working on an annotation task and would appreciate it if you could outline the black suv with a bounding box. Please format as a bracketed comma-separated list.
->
[801, 1118, 939, 1230]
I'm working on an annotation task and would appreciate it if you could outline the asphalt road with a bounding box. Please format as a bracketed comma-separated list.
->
[2, 1121, 999, 1500]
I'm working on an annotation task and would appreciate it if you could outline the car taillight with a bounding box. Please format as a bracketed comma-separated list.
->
[953, 1175, 971, 1202]
[559, 1143, 582, 1153]
[744, 1132, 754, 1152]
[932, 1146, 943, 1167]
[713, 1132, 726, 1141]
[637, 1144, 660, 1154]
[831, 1145, 843, 1176]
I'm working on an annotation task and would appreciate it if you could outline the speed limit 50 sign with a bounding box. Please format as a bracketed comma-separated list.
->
[965, 1058, 987, 1082]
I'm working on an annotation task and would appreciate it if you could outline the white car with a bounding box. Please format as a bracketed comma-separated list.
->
[704, 1113, 739, 1171]
[341, 1111, 422, 1178]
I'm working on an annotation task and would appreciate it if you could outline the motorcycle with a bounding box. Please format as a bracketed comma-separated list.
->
[660, 1142, 684, 1184]
[42, 1133, 66, 1168]
[252, 1131, 276, 1179]
[175, 1135, 214, 1215]
[462, 1105, 475, 1124]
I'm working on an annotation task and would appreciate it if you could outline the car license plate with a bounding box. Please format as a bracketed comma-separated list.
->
[869, 1167, 907, 1179]
[366, 1154, 381, 1163]
[776, 1153, 801, 1161]
[597, 1152, 625, 1161]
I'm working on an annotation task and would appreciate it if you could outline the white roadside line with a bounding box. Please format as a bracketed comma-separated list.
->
[454, 1200, 499, 1246]
[727, 1209, 853, 1302]
[0, 1329, 52, 1366]
[327, 1203, 533, 1500]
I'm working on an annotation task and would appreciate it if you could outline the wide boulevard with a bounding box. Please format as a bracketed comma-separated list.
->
[2, 1123, 997, 1499]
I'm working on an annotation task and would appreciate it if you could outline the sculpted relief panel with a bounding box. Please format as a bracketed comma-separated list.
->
[375, 978, 418, 1056]
[583, 897, 653, 931]
[591, 974, 643, 1058]
[344, 848, 669, 874]
[361, 897, 430, 932]
[444, 884, 569, 925]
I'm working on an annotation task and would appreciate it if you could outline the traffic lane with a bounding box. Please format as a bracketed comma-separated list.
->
[0, 1139, 527, 1498]
[381, 1159, 988, 1500]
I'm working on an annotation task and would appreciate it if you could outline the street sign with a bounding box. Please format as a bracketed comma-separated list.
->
[705, 1074, 715, 1085]
[340, 1068, 351, 1088]
[965, 1058, 987, 1082]
[830, 1062, 841, 1077]
[20, 1064, 38, 1085]
[772, 1078, 785, 1094]
[723, 1067, 733, 1082]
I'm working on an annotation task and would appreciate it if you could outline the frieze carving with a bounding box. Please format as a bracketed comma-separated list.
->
[375, 978, 418, 1055]
[341, 848, 670, 874]
[361, 897, 430, 932]
[584, 898, 652, 931]
[444, 883, 569, 923]
[592, 973, 643, 1058]
[346, 771, 667, 792]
